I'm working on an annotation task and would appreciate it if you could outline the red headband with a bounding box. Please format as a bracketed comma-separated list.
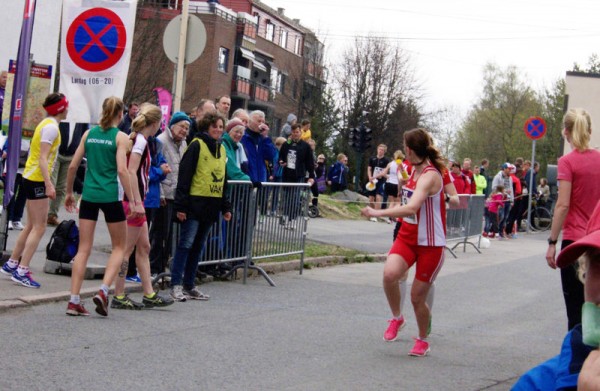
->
[44, 96, 69, 116]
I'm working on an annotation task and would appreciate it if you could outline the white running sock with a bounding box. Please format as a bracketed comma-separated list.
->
[70, 295, 80, 304]
[426, 283, 435, 310]
[7, 259, 18, 268]
[399, 279, 407, 313]
[17, 266, 29, 276]
[100, 284, 109, 296]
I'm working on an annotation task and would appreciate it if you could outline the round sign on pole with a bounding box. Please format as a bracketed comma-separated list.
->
[163, 15, 207, 65]
[66, 8, 127, 72]
[523, 116, 547, 140]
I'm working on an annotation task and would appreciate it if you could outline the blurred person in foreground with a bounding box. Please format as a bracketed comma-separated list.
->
[546, 108, 600, 331]
[513, 200, 600, 390]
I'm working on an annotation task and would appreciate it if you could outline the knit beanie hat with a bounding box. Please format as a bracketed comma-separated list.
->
[169, 111, 191, 128]
[226, 118, 245, 133]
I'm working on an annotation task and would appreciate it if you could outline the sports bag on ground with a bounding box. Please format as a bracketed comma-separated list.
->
[46, 219, 79, 263]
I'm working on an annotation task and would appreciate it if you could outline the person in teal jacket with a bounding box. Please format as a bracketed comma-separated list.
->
[222, 118, 250, 181]
[222, 118, 251, 266]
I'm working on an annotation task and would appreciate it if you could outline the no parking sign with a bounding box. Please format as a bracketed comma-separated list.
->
[66, 7, 127, 72]
[59, 0, 137, 123]
[523, 116, 547, 140]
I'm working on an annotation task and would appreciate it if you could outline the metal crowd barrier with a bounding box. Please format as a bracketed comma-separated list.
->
[445, 194, 486, 258]
[165, 181, 311, 287]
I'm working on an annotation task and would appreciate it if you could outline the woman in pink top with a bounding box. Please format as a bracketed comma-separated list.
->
[546, 108, 600, 330]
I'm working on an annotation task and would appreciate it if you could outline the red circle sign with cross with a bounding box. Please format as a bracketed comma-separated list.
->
[66, 8, 127, 72]
[524, 116, 547, 140]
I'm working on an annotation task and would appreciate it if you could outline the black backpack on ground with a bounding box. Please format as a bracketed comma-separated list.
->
[46, 219, 79, 263]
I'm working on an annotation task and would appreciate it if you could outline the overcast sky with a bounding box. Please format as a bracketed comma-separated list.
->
[266, 0, 600, 113]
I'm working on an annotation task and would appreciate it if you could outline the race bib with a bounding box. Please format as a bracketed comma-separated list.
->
[373, 166, 384, 178]
[401, 187, 417, 224]
[287, 150, 297, 170]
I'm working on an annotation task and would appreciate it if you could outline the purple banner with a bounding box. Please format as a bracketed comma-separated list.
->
[153, 87, 172, 132]
[4, 0, 37, 207]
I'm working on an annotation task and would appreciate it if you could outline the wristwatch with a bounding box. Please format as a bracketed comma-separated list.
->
[547, 238, 558, 245]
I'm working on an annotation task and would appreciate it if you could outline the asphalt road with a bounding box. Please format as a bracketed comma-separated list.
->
[0, 218, 566, 391]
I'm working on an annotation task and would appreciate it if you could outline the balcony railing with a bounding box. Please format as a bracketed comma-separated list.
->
[231, 76, 273, 103]
[252, 84, 271, 103]
[231, 76, 251, 97]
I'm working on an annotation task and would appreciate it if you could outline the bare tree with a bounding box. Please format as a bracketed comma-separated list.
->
[334, 35, 421, 183]
[423, 105, 463, 159]
[123, 4, 173, 105]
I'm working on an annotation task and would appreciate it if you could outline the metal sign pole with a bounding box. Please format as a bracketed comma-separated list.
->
[526, 140, 536, 233]
[173, 0, 189, 112]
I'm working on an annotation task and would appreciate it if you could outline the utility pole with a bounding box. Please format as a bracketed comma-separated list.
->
[173, 0, 189, 112]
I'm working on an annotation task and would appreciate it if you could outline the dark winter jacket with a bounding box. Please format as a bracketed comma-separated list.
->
[240, 128, 276, 183]
[174, 132, 232, 222]
[278, 138, 315, 182]
[327, 161, 349, 187]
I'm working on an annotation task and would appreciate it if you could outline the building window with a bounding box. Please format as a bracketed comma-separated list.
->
[218, 47, 229, 73]
[279, 29, 288, 48]
[277, 72, 286, 94]
[294, 36, 302, 55]
[266, 21, 275, 42]
[254, 12, 260, 27]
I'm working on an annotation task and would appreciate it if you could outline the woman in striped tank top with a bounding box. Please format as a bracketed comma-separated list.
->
[362, 128, 447, 357]
[111, 103, 173, 310]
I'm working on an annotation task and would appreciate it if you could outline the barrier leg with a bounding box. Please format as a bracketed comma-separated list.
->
[445, 246, 458, 259]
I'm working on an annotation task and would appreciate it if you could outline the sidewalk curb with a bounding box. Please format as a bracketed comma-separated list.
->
[0, 254, 388, 313]
[0, 285, 144, 314]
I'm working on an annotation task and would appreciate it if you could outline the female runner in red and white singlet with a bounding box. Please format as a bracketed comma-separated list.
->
[362, 128, 448, 357]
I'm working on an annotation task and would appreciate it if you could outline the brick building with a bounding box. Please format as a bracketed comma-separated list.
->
[127, 0, 325, 135]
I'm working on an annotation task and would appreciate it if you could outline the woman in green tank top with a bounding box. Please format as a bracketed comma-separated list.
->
[63, 96, 140, 317]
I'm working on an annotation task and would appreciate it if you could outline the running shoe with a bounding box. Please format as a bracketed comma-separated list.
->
[66, 302, 90, 316]
[8, 221, 24, 230]
[142, 292, 174, 308]
[409, 337, 430, 357]
[1, 262, 17, 276]
[11, 270, 41, 288]
[183, 286, 210, 301]
[93, 290, 109, 316]
[170, 285, 187, 302]
[125, 274, 142, 283]
[369, 217, 378, 222]
[111, 295, 145, 310]
[47, 215, 60, 226]
[383, 316, 405, 342]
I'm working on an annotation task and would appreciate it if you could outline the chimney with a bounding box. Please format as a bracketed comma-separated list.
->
[277, 7, 285, 15]
[292, 18, 300, 24]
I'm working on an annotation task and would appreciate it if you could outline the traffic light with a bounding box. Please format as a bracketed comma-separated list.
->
[349, 125, 373, 153]
[360, 125, 372, 151]
[349, 127, 361, 150]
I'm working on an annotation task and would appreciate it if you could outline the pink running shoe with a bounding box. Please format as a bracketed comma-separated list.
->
[409, 337, 430, 357]
[383, 317, 405, 342]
